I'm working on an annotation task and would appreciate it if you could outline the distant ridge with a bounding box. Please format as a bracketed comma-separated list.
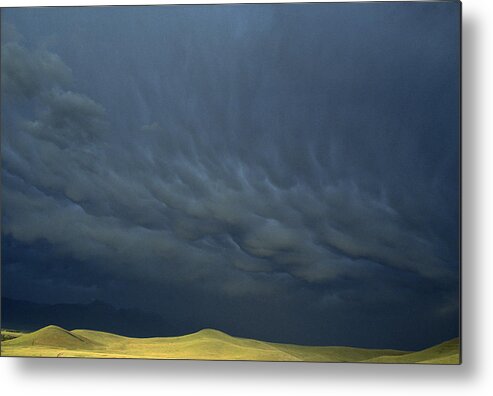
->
[1, 298, 179, 337]
[1, 326, 460, 364]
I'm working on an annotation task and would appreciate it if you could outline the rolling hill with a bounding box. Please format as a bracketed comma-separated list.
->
[0, 325, 460, 363]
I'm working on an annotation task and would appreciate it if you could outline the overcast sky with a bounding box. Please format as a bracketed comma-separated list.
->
[1, 2, 460, 350]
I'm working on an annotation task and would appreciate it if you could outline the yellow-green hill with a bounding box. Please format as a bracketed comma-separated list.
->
[0, 326, 460, 364]
[364, 338, 460, 364]
[3, 325, 102, 350]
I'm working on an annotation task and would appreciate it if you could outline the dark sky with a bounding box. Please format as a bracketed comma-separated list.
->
[1, 2, 460, 350]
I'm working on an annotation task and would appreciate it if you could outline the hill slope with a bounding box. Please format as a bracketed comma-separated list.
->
[1, 326, 460, 364]
[3, 325, 102, 350]
[363, 338, 460, 364]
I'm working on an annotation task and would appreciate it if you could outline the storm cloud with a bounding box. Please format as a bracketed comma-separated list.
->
[1, 3, 460, 349]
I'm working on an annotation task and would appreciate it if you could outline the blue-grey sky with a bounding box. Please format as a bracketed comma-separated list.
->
[1, 2, 460, 350]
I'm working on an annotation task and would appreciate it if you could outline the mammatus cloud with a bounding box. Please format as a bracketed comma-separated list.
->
[2, 29, 456, 291]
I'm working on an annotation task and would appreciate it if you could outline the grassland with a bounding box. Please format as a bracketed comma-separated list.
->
[0, 325, 460, 363]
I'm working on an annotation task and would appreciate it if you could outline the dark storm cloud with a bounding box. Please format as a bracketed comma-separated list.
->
[1, 3, 460, 348]
[1, 39, 72, 99]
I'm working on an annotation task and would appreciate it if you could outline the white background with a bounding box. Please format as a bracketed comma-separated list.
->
[0, 0, 491, 395]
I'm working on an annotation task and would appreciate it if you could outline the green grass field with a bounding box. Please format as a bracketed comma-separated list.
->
[0, 325, 460, 363]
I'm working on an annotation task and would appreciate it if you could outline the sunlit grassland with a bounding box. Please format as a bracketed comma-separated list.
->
[0, 325, 459, 364]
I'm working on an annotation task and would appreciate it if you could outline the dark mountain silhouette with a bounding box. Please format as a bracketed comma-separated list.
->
[1, 297, 181, 337]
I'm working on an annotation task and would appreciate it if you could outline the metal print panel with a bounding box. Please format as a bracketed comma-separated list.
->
[0, 1, 461, 363]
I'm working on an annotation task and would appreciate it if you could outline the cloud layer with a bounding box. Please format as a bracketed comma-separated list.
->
[1, 4, 460, 349]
